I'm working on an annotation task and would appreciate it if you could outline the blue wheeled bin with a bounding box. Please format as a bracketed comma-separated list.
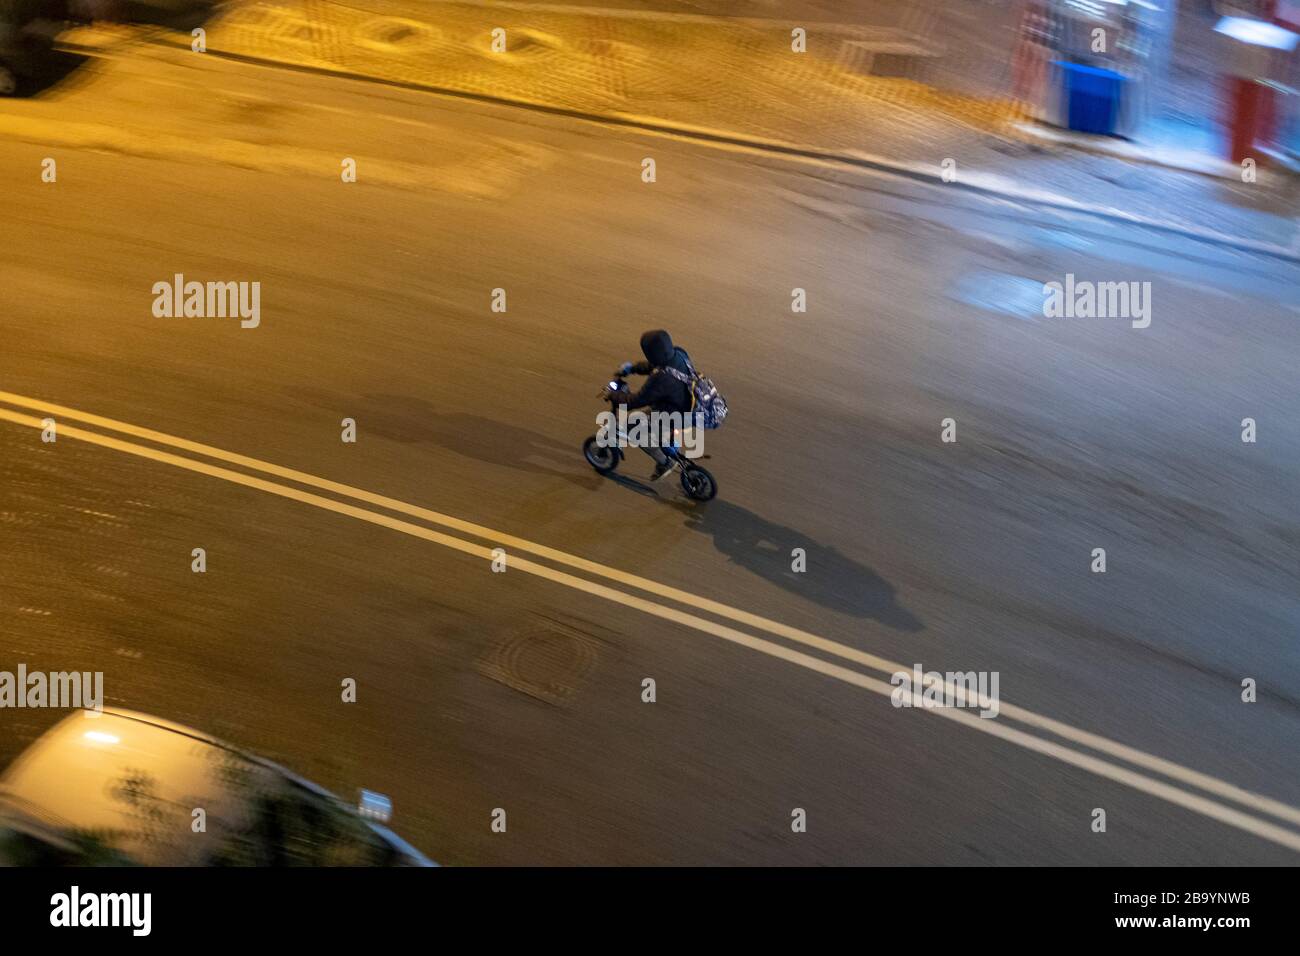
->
[1055, 61, 1126, 135]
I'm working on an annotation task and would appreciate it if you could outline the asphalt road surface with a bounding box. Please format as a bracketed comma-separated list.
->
[1, 40, 1298, 865]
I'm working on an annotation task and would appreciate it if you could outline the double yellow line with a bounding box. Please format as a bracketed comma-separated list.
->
[2, 389, 1298, 854]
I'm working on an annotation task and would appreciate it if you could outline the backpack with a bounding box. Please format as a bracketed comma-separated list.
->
[664, 361, 728, 430]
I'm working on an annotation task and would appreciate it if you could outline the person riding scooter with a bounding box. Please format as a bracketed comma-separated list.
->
[611, 329, 694, 481]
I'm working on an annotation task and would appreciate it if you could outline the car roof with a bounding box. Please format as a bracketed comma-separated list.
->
[0, 709, 279, 865]
[0, 708, 436, 866]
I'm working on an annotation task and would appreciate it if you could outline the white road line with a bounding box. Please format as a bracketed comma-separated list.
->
[3, 390, 1298, 832]
[2, 400, 1299, 853]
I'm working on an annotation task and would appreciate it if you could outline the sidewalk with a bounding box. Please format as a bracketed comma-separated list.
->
[68, 0, 1300, 252]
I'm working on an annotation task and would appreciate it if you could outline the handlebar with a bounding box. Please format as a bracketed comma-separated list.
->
[601, 373, 631, 401]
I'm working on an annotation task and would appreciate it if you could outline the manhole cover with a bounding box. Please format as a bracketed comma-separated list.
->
[479, 616, 604, 706]
[571, 37, 647, 63]
[354, 18, 441, 53]
[481, 28, 562, 59]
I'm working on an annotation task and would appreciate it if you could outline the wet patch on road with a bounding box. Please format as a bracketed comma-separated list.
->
[948, 270, 1046, 321]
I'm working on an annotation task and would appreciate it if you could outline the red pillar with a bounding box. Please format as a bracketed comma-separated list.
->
[1226, 75, 1274, 163]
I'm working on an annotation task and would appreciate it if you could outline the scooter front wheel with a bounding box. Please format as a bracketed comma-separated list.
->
[583, 435, 620, 473]
[680, 464, 717, 501]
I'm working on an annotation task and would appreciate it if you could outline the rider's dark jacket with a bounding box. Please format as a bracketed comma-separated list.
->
[621, 330, 693, 414]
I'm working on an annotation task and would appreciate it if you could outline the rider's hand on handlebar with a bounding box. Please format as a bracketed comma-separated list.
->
[617, 361, 634, 376]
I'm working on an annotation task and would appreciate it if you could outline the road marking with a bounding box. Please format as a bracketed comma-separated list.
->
[2, 397, 1298, 853]
[4, 391, 1298, 830]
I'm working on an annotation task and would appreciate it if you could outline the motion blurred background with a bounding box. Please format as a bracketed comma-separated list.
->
[1, 0, 1298, 865]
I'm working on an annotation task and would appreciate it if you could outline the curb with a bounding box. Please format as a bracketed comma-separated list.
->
[1012, 122, 1244, 181]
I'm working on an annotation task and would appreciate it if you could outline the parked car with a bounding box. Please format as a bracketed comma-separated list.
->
[0, 0, 92, 95]
[0, 708, 435, 866]
[0, 0, 209, 94]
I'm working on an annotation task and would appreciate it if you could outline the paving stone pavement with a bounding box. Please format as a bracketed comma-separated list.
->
[61, 0, 1300, 249]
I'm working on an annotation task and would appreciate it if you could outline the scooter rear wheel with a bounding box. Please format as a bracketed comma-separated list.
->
[680, 464, 717, 501]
